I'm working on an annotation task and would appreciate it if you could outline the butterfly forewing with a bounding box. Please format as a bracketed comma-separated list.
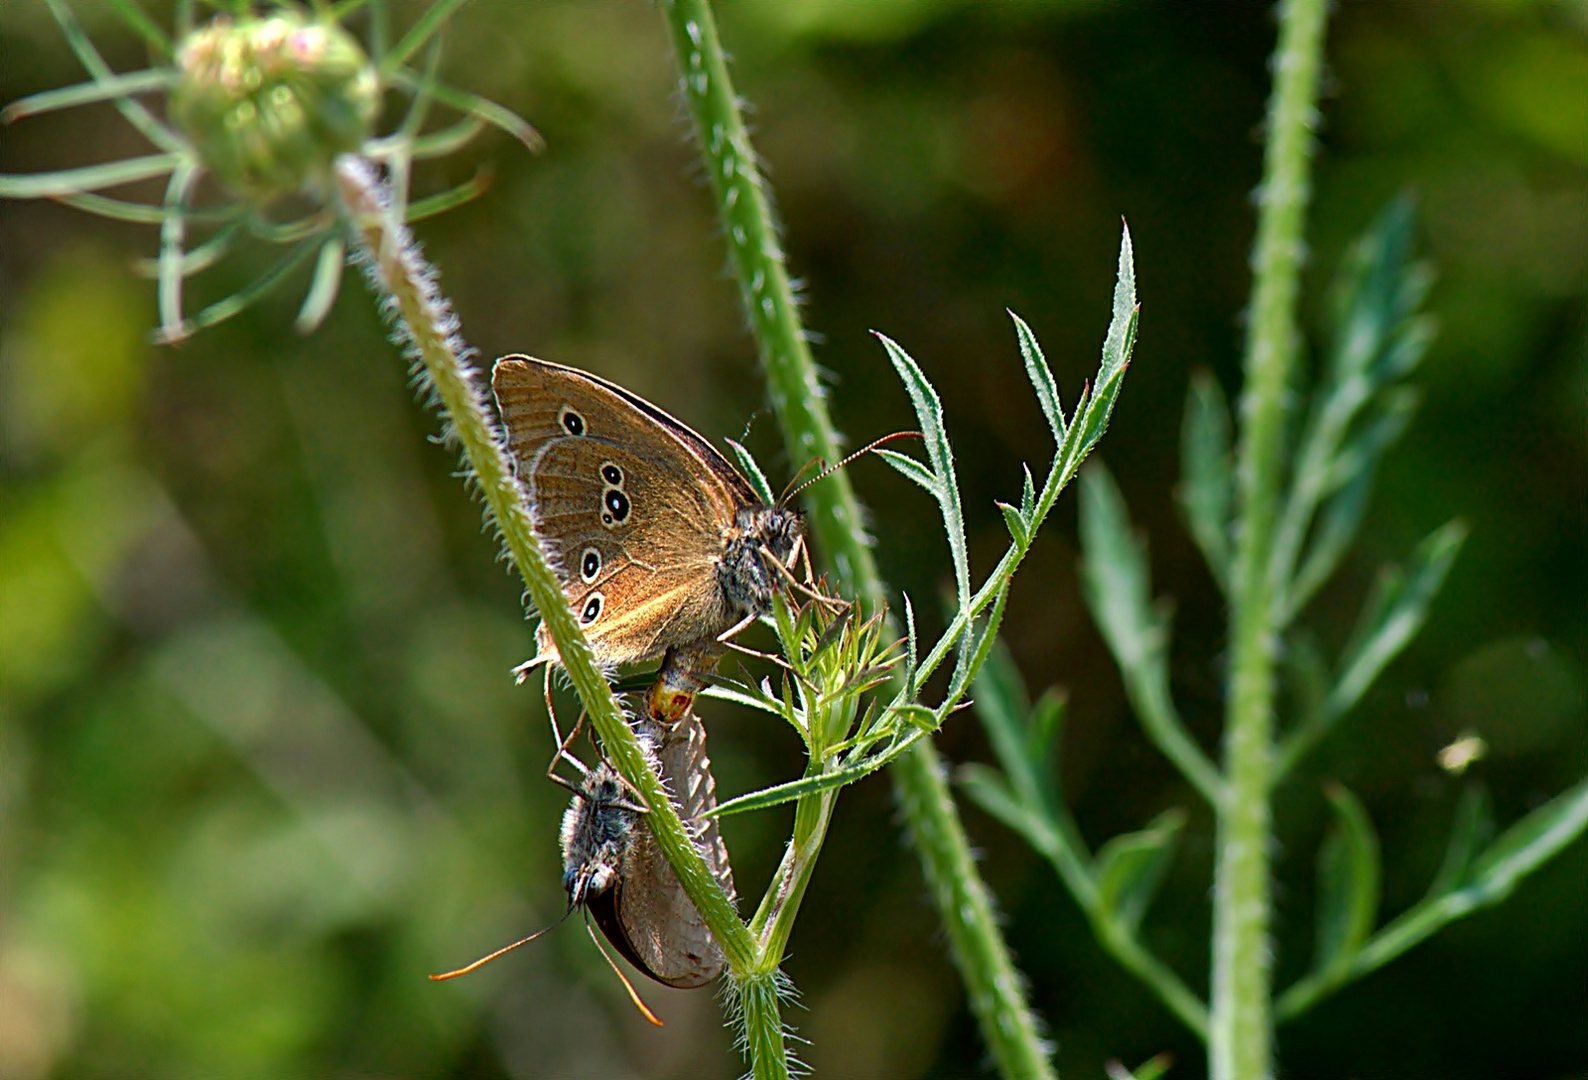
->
[493, 356, 751, 667]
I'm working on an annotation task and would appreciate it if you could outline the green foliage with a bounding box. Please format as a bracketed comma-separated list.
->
[966, 157, 1588, 1075]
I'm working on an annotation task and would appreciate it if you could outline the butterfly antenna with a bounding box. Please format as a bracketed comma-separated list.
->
[781, 431, 923, 505]
[584, 913, 665, 1026]
[429, 912, 569, 981]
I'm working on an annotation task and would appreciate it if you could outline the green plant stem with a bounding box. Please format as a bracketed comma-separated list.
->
[1211, 2, 1328, 1078]
[660, 3, 1056, 1078]
[329, 152, 756, 985]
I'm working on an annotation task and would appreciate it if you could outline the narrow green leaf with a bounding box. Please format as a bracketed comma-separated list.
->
[0, 68, 175, 124]
[1278, 776, 1588, 1021]
[389, 68, 545, 152]
[1330, 520, 1467, 719]
[1094, 807, 1187, 932]
[404, 167, 493, 222]
[0, 152, 182, 198]
[104, 0, 173, 55]
[1010, 309, 1065, 443]
[875, 332, 969, 634]
[294, 237, 346, 334]
[957, 763, 1061, 860]
[1080, 463, 1162, 676]
[1286, 464, 1373, 618]
[1020, 463, 1036, 519]
[1025, 687, 1066, 782]
[1465, 774, 1588, 904]
[1101, 221, 1138, 384]
[725, 438, 778, 506]
[1080, 463, 1224, 806]
[997, 501, 1030, 548]
[1281, 629, 1329, 727]
[1312, 783, 1381, 977]
[700, 682, 787, 717]
[1319, 386, 1417, 498]
[1426, 784, 1494, 899]
[377, 0, 471, 78]
[903, 592, 918, 698]
[971, 638, 1032, 792]
[876, 447, 939, 497]
[1178, 370, 1233, 589]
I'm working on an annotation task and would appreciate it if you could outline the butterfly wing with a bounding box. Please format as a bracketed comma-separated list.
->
[589, 713, 731, 989]
[492, 356, 753, 667]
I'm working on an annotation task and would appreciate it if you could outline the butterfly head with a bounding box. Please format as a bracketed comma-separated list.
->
[560, 765, 634, 908]
[719, 506, 804, 617]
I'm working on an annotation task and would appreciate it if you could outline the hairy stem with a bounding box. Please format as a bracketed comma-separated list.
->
[660, 2, 1056, 1077]
[331, 154, 755, 978]
[1211, 2, 1329, 1078]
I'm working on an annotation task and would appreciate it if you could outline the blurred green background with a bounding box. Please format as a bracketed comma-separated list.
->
[1, 2, 1584, 1077]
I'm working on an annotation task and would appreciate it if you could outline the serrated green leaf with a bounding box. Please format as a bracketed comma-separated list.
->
[1094, 807, 1187, 933]
[725, 438, 778, 506]
[1426, 784, 1495, 899]
[1313, 783, 1381, 977]
[1179, 370, 1233, 589]
[998, 501, 1030, 548]
[1020, 463, 1036, 519]
[903, 592, 918, 698]
[1011, 309, 1066, 443]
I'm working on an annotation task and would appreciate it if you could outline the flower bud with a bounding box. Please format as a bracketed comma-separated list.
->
[169, 14, 378, 200]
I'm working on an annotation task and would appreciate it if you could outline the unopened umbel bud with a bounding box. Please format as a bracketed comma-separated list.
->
[169, 13, 378, 199]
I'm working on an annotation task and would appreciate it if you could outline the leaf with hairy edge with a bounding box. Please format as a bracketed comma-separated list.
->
[1094, 807, 1187, 933]
[1020, 463, 1037, 519]
[1178, 371, 1233, 589]
[876, 332, 970, 640]
[876, 448, 939, 496]
[726, 437, 778, 506]
[998, 501, 1030, 548]
[1313, 783, 1381, 977]
[1011, 310, 1066, 443]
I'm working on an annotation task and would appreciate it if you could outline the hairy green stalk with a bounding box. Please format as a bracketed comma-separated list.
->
[660, 2, 1056, 1077]
[1212, 2, 1329, 1077]
[330, 155, 755, 981]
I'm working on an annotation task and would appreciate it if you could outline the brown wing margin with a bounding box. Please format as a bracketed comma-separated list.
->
[499, 355, 763, 510]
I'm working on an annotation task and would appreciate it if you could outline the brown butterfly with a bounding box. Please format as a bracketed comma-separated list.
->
[492, 355, 805, 689]
[431, 712, 734, 1017]
[567, 711, 734, 990]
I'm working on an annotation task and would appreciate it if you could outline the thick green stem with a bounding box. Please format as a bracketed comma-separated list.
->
[660, 3, 1055, 1077]
[1211, 3, 1328, 1078]
[331, 155, 755, 977]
